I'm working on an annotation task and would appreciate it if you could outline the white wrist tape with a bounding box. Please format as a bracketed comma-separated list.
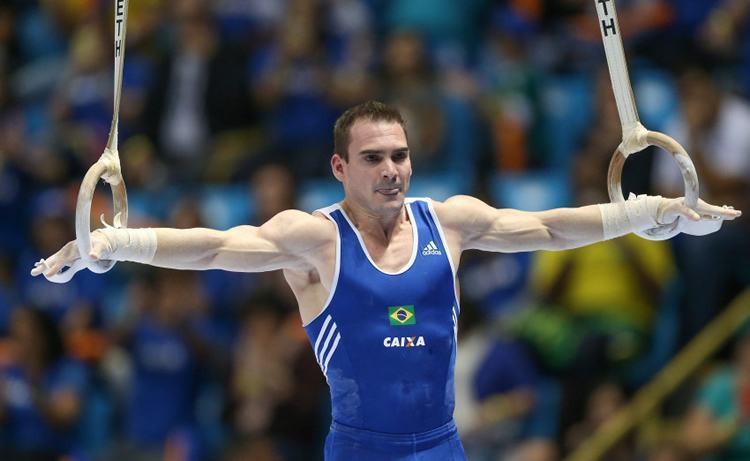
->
[98, 227, 157, 263]
[598, 194, 662, 240]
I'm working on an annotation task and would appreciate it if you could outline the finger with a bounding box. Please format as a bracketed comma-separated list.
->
[31, 259, 48, 277]
[718, 206, 741, 219]
[42, 241, 80, 278]
[44, 254, 77, 279]
[696, 201, 742, 220]
[89, 240, 107, 260]
[680, 205, 701, 221]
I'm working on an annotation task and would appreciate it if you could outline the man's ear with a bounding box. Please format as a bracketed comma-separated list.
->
[331, 153, 346, 182]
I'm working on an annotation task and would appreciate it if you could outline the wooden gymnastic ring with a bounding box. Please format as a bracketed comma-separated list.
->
[607, 130, 699, 241]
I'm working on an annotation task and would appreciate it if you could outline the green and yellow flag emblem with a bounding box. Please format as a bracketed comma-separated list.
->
[389, 305, 416, 326]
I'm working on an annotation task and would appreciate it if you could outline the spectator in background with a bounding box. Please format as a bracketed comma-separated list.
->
[653, 65, 750, 209]
[13, 1, 68, 80]
[652, 65, 750, 344]
[565, 380, 633, 460]
[144, 0, 256, 182]
[682, 328, 750, 460]
[476, 4, 548, 171]
[51, 22, 112, 170]
[381, 30, 479, 180]
[465, 337, 559, 461]
[213, 0, 288, 45]
[228, 294, 293, 439]
[324, 0, 378, 110]
[454, 300, 558, 461]
[226, 291, 326, 461]
[510, 108, 675, 436]
[515, 145, 675, 377]
[0, 307, 87, 461]
[249, 0, 337, 178]
[106, 270, 224, 461]
[668, 0, 750, 96]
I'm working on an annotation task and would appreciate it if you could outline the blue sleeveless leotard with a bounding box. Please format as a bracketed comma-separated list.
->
[303, 198, 466, 460]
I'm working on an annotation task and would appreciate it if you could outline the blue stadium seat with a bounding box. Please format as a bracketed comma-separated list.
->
[490, 170, 571, 211]
[633, 68, 679, 132]
[298, 179, 345, 212]
[541, 74, 593, 169]
[200, 185, 254, 229]
[127, 186, 183, 223]
[408, 173, 470, 201]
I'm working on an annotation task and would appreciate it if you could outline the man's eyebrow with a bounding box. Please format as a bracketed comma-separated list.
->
[358, 148, 409, 155]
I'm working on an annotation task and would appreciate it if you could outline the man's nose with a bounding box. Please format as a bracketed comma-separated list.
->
[381, 159, 398, 179]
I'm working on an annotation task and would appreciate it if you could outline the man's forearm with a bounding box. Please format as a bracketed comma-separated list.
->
[98, 225, 291, 273]
[533, 205, 608, 251]
[535, 196, 662, 251]
[98, 227, 223, 270]
[150, 228, 225, 269]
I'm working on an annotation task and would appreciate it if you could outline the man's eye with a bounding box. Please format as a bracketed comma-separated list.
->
[365, 155, 379, 162]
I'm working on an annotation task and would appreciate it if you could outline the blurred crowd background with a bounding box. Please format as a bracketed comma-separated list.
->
[0, 0, 749, 460]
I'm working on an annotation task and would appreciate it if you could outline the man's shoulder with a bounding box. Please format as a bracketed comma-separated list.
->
[428, 195, 484, 223]
[273, 209, 336, 231]
[261, 209, 336, 244]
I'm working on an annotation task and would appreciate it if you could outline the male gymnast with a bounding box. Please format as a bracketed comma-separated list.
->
[32, 101, 741, 460]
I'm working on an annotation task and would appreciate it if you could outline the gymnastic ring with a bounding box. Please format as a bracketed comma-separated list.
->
[607, 130, 699, 241]
[45, 153, 128, 283]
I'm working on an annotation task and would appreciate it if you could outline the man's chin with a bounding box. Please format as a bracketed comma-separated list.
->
[380, 199, 405, 214]
[371, 193, 403, 210]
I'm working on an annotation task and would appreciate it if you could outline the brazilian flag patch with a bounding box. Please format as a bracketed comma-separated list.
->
[389, 305, 416, 326]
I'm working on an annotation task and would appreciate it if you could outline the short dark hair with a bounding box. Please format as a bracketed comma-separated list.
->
[333, 100, 407, 161]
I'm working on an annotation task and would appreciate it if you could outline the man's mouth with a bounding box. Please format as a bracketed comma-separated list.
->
[376, 188, 401, 196]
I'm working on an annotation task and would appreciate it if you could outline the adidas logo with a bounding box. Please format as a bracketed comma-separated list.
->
[421, 241, 442, 256]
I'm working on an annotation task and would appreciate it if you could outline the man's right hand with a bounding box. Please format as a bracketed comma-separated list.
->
[30, 229, 114, 279]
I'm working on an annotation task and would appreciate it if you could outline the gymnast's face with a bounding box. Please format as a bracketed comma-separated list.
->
[332, 119, 412, 216]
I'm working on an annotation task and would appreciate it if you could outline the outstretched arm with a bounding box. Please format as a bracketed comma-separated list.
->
[436, 195, 741, 253]
[32, 209, 333, 278]
[147, 209, 329, 271]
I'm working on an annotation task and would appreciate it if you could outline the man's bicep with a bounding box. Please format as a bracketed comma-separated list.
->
[206, 225, 279, 271]
[217, 210, 329, 272]
[440, 195, 553, 253]
[258, 210, 333, 271]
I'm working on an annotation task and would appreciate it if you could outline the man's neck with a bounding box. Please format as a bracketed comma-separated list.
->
[341, 199, 408, 243]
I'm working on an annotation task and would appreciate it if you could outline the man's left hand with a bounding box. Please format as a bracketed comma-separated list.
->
[658, 198, 742, 236]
